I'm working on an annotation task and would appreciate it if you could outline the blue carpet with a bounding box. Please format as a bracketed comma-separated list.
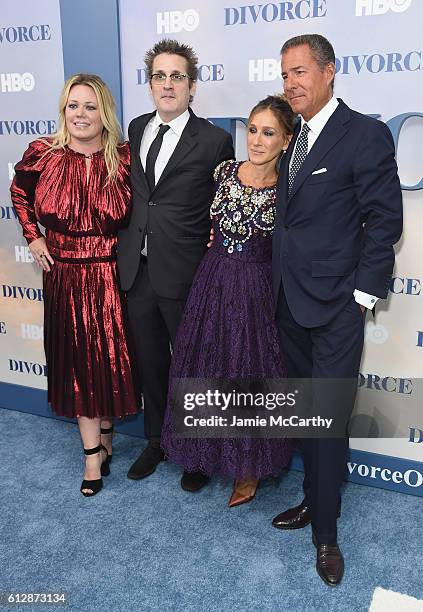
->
[0, 408, 422, 612]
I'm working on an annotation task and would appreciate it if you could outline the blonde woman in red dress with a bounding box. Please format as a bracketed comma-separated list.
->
[11, 74, 139, 496]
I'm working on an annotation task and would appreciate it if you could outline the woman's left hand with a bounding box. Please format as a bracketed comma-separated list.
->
[29, 236, 54, 272]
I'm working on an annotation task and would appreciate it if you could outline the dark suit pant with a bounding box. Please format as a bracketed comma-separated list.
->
[276, 288, 365, 545]
[127, 257, 186, 442]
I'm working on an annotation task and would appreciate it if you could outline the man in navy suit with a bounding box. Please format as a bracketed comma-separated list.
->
[271, 34, 402, 585]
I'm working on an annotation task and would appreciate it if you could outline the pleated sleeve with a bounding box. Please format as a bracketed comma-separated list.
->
[10, 139, 49, 244]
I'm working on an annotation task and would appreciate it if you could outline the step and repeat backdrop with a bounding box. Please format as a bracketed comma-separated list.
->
[1, 0, 422, 493]
[0, 0, 64, 388]
[119, 0, 423, 487]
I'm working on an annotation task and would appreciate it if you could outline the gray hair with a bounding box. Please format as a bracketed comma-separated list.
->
[281, 34, 335, 90]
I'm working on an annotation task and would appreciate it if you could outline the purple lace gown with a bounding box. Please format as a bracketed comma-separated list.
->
[161, 160, 292, 479]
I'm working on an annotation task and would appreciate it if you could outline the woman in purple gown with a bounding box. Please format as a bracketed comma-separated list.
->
[161, 96, 295, 506]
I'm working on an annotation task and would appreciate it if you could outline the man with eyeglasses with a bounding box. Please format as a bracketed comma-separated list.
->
[118, 39, 234, 490]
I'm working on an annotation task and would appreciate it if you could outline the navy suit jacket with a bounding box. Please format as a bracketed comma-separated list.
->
[272, 99, 403, 328]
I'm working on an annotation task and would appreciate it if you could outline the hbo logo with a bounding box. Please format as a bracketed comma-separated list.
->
[21, 324, 43, 340]
[0, 72, 35, 93]
[15, 245, 34, 263]
[249, 59, 280, 82]
[356, 0, 413, 16]
[157, 9, 200, 34]
[365, 322, 389, 345]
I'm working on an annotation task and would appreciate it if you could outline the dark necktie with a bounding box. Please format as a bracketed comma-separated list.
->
[288, 123, 310, 196]
[145, 123, 170, 191]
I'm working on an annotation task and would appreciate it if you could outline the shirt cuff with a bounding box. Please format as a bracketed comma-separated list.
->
[354, 289, 379, 310]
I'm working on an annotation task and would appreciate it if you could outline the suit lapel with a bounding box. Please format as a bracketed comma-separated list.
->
[153, 110, 199, 193]
[288, 100, 351, 202]
[132, 112, 154, 193]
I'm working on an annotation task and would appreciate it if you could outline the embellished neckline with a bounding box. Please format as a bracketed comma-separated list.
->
[66, 145, 103, 158]
[211, 160, 276, 254]
[235, 161, 277, 192]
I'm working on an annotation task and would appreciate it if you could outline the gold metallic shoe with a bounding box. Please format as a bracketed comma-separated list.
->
[228, 477, 259, 507]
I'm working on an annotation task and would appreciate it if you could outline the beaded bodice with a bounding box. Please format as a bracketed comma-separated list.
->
[211, 160, 276, 258]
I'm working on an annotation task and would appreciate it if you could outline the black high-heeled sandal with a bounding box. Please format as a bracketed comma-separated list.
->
[80, 444, 110, 497]
[100, 425, 114, 466]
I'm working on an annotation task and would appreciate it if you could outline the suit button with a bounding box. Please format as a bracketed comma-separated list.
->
[148, 201, 156, 206]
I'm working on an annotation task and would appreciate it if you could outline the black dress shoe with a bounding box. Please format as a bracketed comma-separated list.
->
[181, 470, 209, 492]
[314, 536, 344, 586]
[127, 443, 165, 480]
[272, 500, 311, 530]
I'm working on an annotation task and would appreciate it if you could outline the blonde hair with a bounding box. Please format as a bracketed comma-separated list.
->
[47, 74, 123, 183]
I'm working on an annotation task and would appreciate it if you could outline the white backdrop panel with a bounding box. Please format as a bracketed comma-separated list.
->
[0, 0, 64, 389]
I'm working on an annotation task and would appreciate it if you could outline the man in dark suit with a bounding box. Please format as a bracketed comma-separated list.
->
[117, 39, 234, 490]
[271, 34, 402, 585]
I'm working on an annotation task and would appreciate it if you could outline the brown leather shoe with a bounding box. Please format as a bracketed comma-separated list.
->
[312, 534, 344, 586]
[272, 500, 311, 530]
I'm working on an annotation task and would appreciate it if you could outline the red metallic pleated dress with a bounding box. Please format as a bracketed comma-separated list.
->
[11, 139, 140, 418]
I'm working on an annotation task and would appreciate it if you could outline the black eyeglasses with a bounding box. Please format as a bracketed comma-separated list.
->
[150, 72, 191, 83]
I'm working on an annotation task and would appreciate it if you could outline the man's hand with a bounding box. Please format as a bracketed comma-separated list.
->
[359, 304, 365, 314]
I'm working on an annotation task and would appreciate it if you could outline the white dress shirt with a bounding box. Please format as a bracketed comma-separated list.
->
[140, 109, 190, 184]
[291, 96, 378, 311]
[140, 109, 190, 255]
[289, 96, 339, 168]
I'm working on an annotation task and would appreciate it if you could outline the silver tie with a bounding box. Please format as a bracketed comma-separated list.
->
[288, 123, 310, 196]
